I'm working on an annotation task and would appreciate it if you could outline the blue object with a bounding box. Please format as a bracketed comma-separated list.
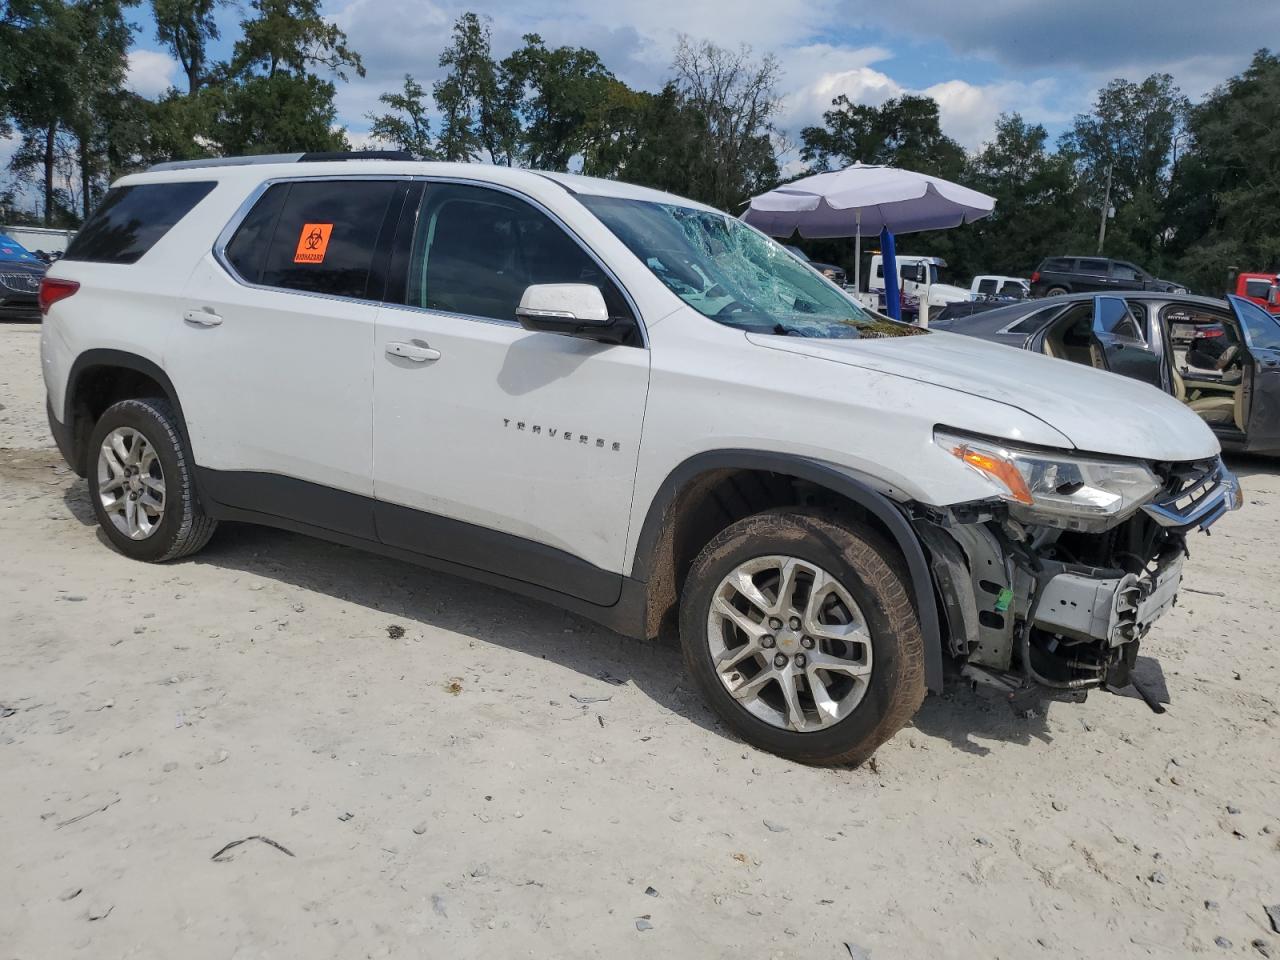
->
[880, 226, 900, 321]
[0, 234, 41, 264]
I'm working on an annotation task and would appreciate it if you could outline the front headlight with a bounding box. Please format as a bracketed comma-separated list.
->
[935, 429, 1161, 529]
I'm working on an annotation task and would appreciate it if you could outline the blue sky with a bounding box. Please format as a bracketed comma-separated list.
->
[10, 0, 1276, 182]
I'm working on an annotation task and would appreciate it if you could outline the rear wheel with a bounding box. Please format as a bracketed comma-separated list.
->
[1045, 286, 1069, 297]
[679, 509, 925, 765]
[87, 397, 217, 562]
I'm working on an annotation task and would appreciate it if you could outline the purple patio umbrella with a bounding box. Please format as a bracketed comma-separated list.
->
[742, 163, 996, 320]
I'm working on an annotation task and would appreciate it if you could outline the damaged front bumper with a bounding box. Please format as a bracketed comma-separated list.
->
[914, 457, 1240, 708]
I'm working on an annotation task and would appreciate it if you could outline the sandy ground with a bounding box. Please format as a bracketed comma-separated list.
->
[1, 318, 1278, 960]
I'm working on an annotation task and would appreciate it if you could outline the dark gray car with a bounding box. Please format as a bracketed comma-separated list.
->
[932, 290, 1280, 455]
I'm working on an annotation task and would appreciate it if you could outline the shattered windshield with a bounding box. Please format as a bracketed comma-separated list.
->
[579, 195, 923, 339]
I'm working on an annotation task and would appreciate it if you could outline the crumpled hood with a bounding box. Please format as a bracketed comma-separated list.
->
[746, 329, 1221, 462]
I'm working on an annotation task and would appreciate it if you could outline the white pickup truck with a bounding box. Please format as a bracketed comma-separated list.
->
[970, 275, 1030, 299]
[869, 255, 969, 308]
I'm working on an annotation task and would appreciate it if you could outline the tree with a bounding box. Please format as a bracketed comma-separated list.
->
[432, 12, 498, 162]
[368, 74, 435, 158]
[671, 37, 781, 211]
[1166, 49, 1280, 291]
[953, 113, 1089, 277]
[151, 0, 224, 92]
[64, 0, 136, 218]
[1058, 73, 1188, 261]
[801, 93, 966, 180]
[2, 0, 79, 224]
[231, 0, 363, 81]
[502, 34, 615, 171]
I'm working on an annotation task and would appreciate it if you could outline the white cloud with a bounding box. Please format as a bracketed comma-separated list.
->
[127, 49, 180, 98]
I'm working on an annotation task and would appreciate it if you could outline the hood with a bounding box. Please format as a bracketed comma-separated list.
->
[746, 329, 1220, 463]
[928, 282, 970, 303]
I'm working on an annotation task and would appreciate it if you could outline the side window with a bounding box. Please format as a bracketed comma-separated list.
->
[1078, 259, 1108, 276]
[875, 264, 884, 278]
[1236, 297, 1280, 350]
[998, 281, 1022, 297]
[226, 179, 398, 299]
[977, 278, 998, 295]
[64, 181, 216, 264]
[1096, 296, 1144, 341]
[1111, 262, 1140, 281]
[1244, 279, 1271, 298]
[224, 184, 288, 284]
[403, 183, 630, 322]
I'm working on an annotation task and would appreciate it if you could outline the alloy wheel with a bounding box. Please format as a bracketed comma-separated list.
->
[97, 426, 166, 540]
[706, 555, 872, 732]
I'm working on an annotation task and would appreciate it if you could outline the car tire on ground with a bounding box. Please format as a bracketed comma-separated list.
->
[87, 397, 217, 563]
[1045, 286, 1069, 297]
[679, 508, 925, 766]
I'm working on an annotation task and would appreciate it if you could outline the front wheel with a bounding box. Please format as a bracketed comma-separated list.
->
[87, 397, 217, 562]
[679, 509, 925, 765]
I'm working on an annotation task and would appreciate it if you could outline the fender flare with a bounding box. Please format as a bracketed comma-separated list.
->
[632, 450, 944, 693]
[63, 349, 193, 475]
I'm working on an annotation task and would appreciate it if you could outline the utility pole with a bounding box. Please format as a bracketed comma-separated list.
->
[1096, 163, 1113, 255]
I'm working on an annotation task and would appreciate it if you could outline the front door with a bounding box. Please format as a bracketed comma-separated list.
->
[372, 181, 650, 604]
[1230, 295, 1280, 452]
[1090, 296, 1165, 389]
[173, 177, 406, 536]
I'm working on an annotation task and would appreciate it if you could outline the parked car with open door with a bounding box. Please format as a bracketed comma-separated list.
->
[933, 290, 1280, 455]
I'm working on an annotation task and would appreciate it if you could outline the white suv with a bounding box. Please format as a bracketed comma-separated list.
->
[40, 154, 1240, 764]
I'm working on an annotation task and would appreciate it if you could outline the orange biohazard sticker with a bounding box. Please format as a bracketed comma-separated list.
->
[293, 223, 333, 263]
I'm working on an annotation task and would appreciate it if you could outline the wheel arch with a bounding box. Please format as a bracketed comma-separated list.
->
[632, 450, 944, 692]
[62, 350, 191, 478]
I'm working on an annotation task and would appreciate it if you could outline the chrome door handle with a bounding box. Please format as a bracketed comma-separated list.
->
[183, 308, 223, 327]
[386, 341, 441, 363]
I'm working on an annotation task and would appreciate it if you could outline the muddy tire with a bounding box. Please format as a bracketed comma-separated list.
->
[679, 509, 925, 765]
[87, 397, 217, 563]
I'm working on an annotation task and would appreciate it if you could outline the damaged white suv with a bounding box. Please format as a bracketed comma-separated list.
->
[40, 154, 1241, 764]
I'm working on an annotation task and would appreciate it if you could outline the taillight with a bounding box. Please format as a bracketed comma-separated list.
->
[1030, 271, 1041, 283]
[38, 277, 79, 315]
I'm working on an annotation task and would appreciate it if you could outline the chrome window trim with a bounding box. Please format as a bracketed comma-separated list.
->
[211, 172, 648, 347]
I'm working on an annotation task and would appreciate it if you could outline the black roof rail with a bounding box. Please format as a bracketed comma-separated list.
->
[147, 150, 414, 173]
[298, 150, 412, 162]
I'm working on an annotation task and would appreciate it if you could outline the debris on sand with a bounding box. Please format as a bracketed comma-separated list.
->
[386, 624, 405, 639]
[445, 678, 463, 696]
[210, 835, 295, 861]
[56, 796, 120, 829]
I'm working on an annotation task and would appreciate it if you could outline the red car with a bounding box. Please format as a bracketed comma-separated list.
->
[1235, 271, 1280, 316]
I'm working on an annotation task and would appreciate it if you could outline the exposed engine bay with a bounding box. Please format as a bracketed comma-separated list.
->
[914, 457, 1241, 710]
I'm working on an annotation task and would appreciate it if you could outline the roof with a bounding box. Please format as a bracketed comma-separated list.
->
[936, 290, 1233, 338]
[126, 154, 720, 214]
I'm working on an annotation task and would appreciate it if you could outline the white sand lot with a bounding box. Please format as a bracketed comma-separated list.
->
[2, 319, 1278, 958]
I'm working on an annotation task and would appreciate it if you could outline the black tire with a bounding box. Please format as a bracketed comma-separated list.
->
[86, 397, 217, 562]
[1045, 286, 1069, 297]
[679, 509, 925, 765]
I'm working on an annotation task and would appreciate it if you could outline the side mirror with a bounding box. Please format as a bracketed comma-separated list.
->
[514, 283, 634, 345]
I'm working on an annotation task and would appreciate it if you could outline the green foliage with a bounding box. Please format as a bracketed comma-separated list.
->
[502, 34, 616, 171]
[432, 12, 497, 162]
[231, 0, 363, 81]
[1167, 50, 1280, 291]
[368, 75, 436, 159]
[801, 94, 966, 181]
[151, 0, 224, 92]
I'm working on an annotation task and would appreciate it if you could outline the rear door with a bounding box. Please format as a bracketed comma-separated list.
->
[1229, 295, 1280, 451]
[1075, 258, 1110, 292]
[1089, 295, 1165, 389]
[176, 176, 406, 535]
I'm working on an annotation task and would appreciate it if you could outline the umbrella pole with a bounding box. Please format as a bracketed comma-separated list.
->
[854, 210, 862, 294]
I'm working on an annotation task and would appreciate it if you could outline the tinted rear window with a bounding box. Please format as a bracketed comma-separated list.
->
[1041, 258, 1073, 272]
[64, 181, 216, 264]
[225, 180, 398, 299]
